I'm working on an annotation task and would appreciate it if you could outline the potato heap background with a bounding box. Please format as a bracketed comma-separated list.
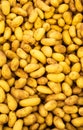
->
[0, 0, 83, 130]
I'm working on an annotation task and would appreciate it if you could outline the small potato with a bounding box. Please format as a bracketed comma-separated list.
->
[73, 37, 82, 45]
[46, 93, 66, 101]
[17, 48, 28, 59]
[24, 64, 39, 73]
[63, 105, 78, 114]
[30, 67, 45, 78]
[29, 9, 38, 23]
[5, 50, 18, 59]
[77, 47, 83, 58]
[41, 38, 56, 46]
[53, 116, 65, 129]
[69, 71, 80, 80]
[36, 8, 44, 19]
[69, 25, 76, 37]
[15, 68, 28, 78]
[37, 77, 48, 85]
[30, 49, 46, 64]
[79, 107, 83, 116]
[66, 123, 76, 130]
[1, 1, 10, 15]
[65, 95, 78, 105]
[39, 104, 48, 117]
[19, 97, 41, 107]
[27, 78, 37, 88]
[34, 17, 42, 29]
[0, 80, 10, 92]
[11, 16, 23, 27]
[46, 113, 53, 126]
[63, 11, 72, 25]
[0, 114, 8, 125]
[62, 82, 72, 96]
[36, 0, 50, 12]
[44, 100, 57, 111]
[62, 30, 72, 45]
[58, 4, 69, 13]
[52, 53, 65, 61]
[60, 62, 70, 74]
[34, 28, 45, 41]
[0, 51, 7, 67]
[29, 123, 39, 130]
[0, 87, 5, 103]
[72, 13, 82, 25]
[0, 20, 5, 34]
[37, 85, 53, 94]
[45, 7, 55, 19]
[48, 82, 61, 94]
[35, 113, 44, 124]
[54, 44, 66, 54]
[68, 54, 79, 63]
[71, 62, 81, 72]
[53, 107, 65, 118]
[50, 0, 59, 7]
[0, 104, 9, 114]
[46, 64, 63, 73]
[24, 114, 37, 126]
[15, 78, 26, 89]
[15, 27, 23, 41]
[75, 0, 83, 12]
[16, 107, 33, 118]
[63, 114, 71, 122]
[4, 27, 11, 40]
[78, 97, 83, 105]
[72, 117, 83, 127]
[39, 123, 46, 130]
[11, 87, 29, 99]
[8, 111, 17, 128]
[47, 73, 65, 82]
[76, 76, 83, 88]
[13, 119, 23, 130]
[7, 93, 17, 111]
[20, 59, 27, 68]
[10, 57, 19, 71]
[47, 30, 62, 40]
[2, 64, 12, 79]
[58, 18, 65, 27]
[41, 46, 52, 57]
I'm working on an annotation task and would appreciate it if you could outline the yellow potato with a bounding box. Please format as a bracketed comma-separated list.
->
[13, 119, 23, 130]
[69, 71, 80, 80]
[39, 104, 48, 117]
[46, 64, 63, 73]
[17, 48, 28, 59]
[37, 85, 53, 94]
[24, 64, 39, 73]
[0, 80, 10, 92]
[72, 13, 82, 25]
[65, 95, 78, 105]
[10, 57, 19, 71]
[58, 4, 69, 13]
[53, 116, 65, 129]
[7, 93, 17, 111]
[52, 53, 65, 61]
[0, 104, 9, 114]
[30, 49, 46, 64]
[2, 64, 12, 79]
[34, 28, 45, 41]
[50, 0, 59, 7]
[15, 27, 23, 41]
[0, 20, 5, 34]
[46, 113, 53, 126]
[63, 105, 78, 114]
[19, 97, 41, 107]
[36, 0, 50, 12]
[4, 27, 11, 40]
[24, 114, 36, 126]
[0, 51, 7, 67]
[41, 38, 57, 46]
[53, 107, 65, 118]
[0, 114, 8, 125]
[29, 9, 38, 23]
[76, 76, 83, 88]
[0, 87, 5, 103]
[11, 87, 29, 99]
[62, 82, 72, 96]
[47, 73, 65, 82]
[1, 1, 10, 15]
[11, 16, 23, 27]
[15, 78, 26, 89]
[30, 67, 45, 78]
[16, 107, 33, 118]
[72, 117, 83, 127]
[44, 100, 57, 111]
[8, 111, 17, 127]
[62, 30, 72, 45]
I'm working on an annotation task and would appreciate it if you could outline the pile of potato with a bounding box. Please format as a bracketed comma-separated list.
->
[0, 0, 83, 129]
